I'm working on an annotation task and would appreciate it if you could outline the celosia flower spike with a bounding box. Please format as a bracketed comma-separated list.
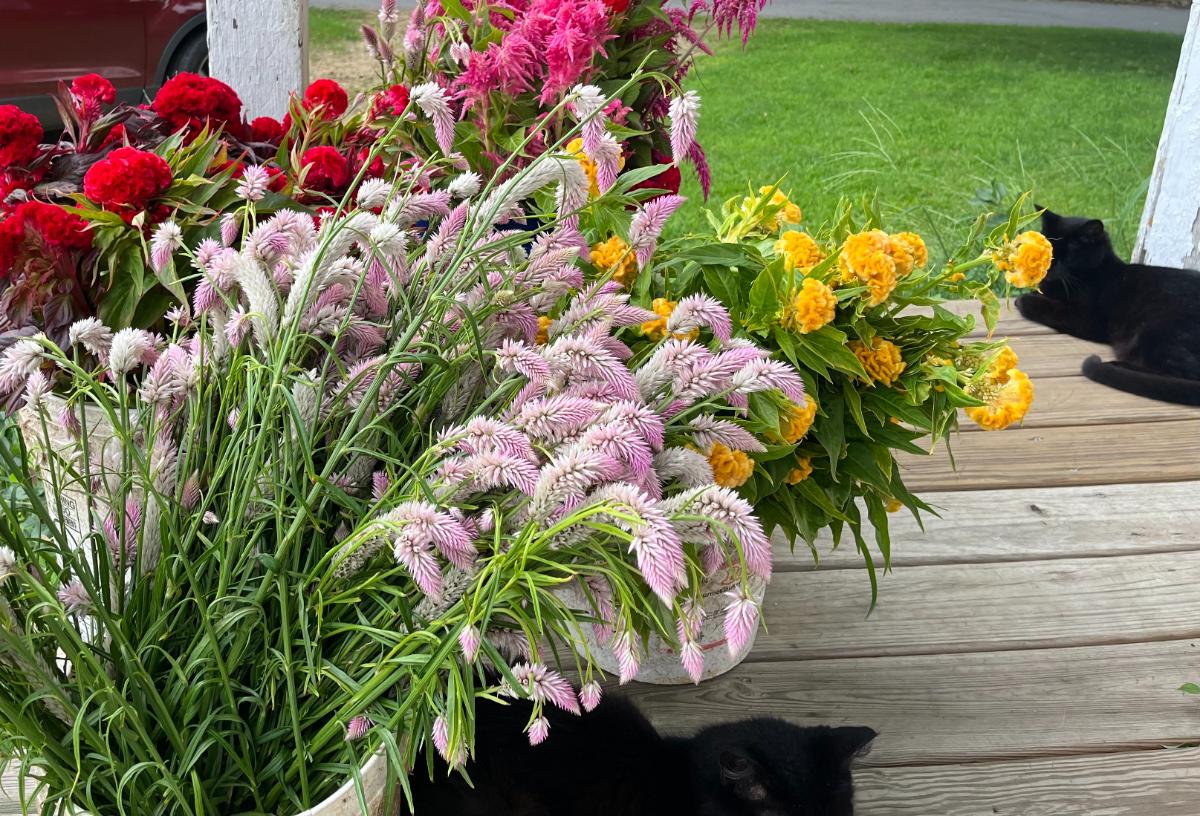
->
[668, 91, 701, 167]
[411, 83, 456, 155]
[628, 195, 685, 268]
[150, 220, 183, 274]
[666, 294, 732, 343]
[723, 586, 760, 656]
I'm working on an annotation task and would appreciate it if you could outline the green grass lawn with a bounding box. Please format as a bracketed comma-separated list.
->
[307, 14, 1183, 261]
[677, 20, 1183, 259]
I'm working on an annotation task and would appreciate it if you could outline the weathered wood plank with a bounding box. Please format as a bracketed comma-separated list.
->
[897, 418, 1200, 492]
[999, 333, 1108, 378]
[622, 640, 1200, 766]
[778, 481, 1200, 570]
[855, 747, 1200, 816]
[956, 373, 1200, 431]
[753, 552, 1200, 661]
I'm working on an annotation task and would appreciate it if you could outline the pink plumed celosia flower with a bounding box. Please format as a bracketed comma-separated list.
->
[394, 533, 443, 597]
[668, 91, 701, 167]
[69, 317, 113, 360]
[346, 715, 373, 742]
[424, 199, 470, 266]
[150, 220, 183, 274]
[688, 142, 712, 200]
[680, 640, 704, 684]
[512, 662, 581, 715]
[383, 501, 477, 576]
[590, 483, 685, 603]
[58, 404, 81, 439]
[628, 194, 685, 268]
[730, 358, 806, 403]
[712, 0, 769, 45]
[454, 416, 537, 462]
[512, 395, 598, 444]
[432, 715, 451, 758]
[411, 83, 456, 156]
[666, 294, 732, 344]
[687, 416, 765, 453]
[459, 624, 482, 662]
[527, 715, 551, 746]
[371, 470, 390, 502]
[723, 585, 760, 656]
[202, 511, 220, 525]
[611, 629, 640, 684]
[181, 472, 201, 510]
[390, 190, 453, 227]
[22, 370, 49, 409]
[488, 628, 533, 661]
[236, 165, 272, 202]
[462, 449, 540, 496]
[542, 334, 638, 400]
[584, 575, 615, 643]
[579, 681, 602, 712]
[662, 485, 772, 579]
[107, 328, 159, 378]
[103, 496, 143, 562]
[652, 448, 713, 488]
[0, 339, 43, 395]
[220, 212, 239, 247]
[57, 579, 91, 615]
[224, 307, 251, 348]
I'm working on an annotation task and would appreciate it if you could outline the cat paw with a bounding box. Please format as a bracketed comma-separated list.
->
[1014, 293, 1040, 319]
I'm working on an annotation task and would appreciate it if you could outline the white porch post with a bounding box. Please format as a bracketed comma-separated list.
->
[1134, 0, 1200, 268]
[207, 0, 310, 120]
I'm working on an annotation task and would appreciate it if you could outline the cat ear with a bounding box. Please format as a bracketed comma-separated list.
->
[1039, 207, 1060, 227]
[719, 750, 769, 801]
[829, 726, 877, 764]
[1081, 219, 1105, 243]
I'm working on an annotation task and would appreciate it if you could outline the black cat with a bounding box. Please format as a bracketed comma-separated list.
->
[1015, 209, 1200, 405]
[407, 696, 876, 816]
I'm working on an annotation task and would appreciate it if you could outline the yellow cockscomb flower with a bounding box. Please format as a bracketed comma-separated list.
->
[779, 394, 818, 444]
[759, 186, 802, 227]
[708, 442, 755, 488]
[838, 230, 897, 306]
[886, 498, 903, 513]
[987, 346, 1019, 384]
[775, 230, 825, 273]
[785, 456, 813, 484]
[780, 278, 837, 334]
[966, 368, 1034, 431]
[851, 337, 906, 386]
[536, 315, 552, 345]
[993, 231, 1053, 289]
[889, 231, 928, 276]
[592, 235, 638, 289]
[640, 298, 699, 342]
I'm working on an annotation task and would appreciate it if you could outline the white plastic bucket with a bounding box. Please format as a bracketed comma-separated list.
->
[296, 751, 394, 816]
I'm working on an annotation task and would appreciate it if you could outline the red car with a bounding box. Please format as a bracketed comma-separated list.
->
[0, 0, 208, 125]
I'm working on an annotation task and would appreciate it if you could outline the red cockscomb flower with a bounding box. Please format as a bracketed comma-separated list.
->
[302, 79, 349, 120]
[370, 84, 411, 119]
[71, 73, 117, 106]
[299, 146, 350, 193]
[631, 152, 682, 198]
[0, 105, 43, 168]
[250, 116, 285, 144]
[602, 0, 630, 13]
[152, 73, 244, 136]
[353, 147, 385, 179]
[14, 201, 93, 251]
[0, 215, 24, 278]
[83, 147, 173, 217]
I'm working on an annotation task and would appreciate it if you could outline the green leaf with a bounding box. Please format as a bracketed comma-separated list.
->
[842, 379, 869, 436]
[1181, 683, 1200, 695]
[979, 288, 1000, 336]
[813, 394, 846, 480]
[97, 249, 145, 329]
[797, 326, 869, 380]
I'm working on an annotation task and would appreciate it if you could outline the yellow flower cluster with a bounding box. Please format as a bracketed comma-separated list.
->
[774, 230, 825, 273]
[708, 442, 755, 488]
[838, 229, 926, 306]
[536, 315, 552, 345]
[992, 231, 1053, 289]
[591, 235, 638, 289]
[779, 394, 818, 444]
[780, 278, 837, 334]
[741, 186, 802, 231]
[640, 298, 699, 342]
[966, 369, 1034, 431]
[987, 346, 1020, 384]
[566, 137, 624, 198]
[785, 456, 813, 484]
[851, 338, 906, 386]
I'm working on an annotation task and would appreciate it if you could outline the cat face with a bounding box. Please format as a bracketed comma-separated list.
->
[689, 720, 876, 816]
[1039, 208, 1113, 284]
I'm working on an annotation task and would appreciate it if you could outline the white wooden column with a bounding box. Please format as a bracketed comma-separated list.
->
[1135, 0, 1200, 268]
[207, 0, 310, 120]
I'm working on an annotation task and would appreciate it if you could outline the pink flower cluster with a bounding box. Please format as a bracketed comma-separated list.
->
[447, 0, 614, 106]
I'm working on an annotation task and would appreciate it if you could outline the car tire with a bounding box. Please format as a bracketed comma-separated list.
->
[165, 30, 209, 78]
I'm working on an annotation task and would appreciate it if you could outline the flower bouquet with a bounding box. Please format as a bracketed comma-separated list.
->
[0, 147, 805, 811]
[623, 186, 1051, 595]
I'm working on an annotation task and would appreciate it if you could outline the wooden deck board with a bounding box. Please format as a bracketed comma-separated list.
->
[622, 640, 1200, 766]
[780, 481, 1200, 570]
[855, 747, 1200, 816]
[897, 418, 1200, 491]
[752, 552, 1200, 662]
